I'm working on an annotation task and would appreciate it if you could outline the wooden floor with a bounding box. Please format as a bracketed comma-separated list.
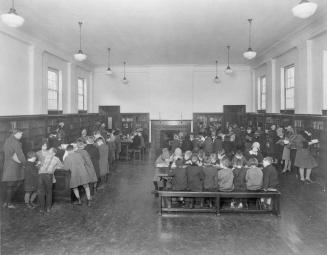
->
[1, 158, 327, 255]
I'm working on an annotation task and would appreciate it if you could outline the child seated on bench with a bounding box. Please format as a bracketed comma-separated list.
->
[245, 157, 263, 191]
[186, 154, 204, 208]
[232, 158, 247, 209]
[184, 150, 192, 165]
[261, 157, 279, 209]
[232, 150, 247, 167]
[217, 157, 234, 192]
[154, 148, 171, 193]
[203, 154, 219, 207]
[203, 154, 218, 191]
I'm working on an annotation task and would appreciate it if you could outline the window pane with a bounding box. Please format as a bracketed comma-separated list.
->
[78, 95, 84, 110]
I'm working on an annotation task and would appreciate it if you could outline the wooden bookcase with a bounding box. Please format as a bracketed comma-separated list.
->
[0, 113, 105, 178]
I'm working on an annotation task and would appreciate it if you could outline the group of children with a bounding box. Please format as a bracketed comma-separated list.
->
[155, 145, 279, 209]
[22, 125, 123, 213]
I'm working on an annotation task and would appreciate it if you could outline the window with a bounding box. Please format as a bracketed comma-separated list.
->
[284, 65, 295, 109]
[78, 78, 87, 112]
[47, 68, 62, 112]
[257, 76, 266, 110]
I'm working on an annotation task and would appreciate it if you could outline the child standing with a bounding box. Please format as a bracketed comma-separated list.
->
[186, 155, 204, 208]
[63, 145, 93, 206]
[96, 137, 109, 183]
[24, 151, 38, 209]
[38, 148, 63, 213]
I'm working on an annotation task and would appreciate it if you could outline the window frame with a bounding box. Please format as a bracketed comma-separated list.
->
[47, 67, 62, 114]
[257, 75, 266, 111]
[283, 64, 295, 110]
[77, 78, 87, 113]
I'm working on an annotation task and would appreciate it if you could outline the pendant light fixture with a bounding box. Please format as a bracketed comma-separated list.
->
[225, 45, 233, 75]
[106, 48, 113, 75]
[214, 60, 220, 83]
[74, 21, 87, 62]
[292, 0, 317, 19]
[1, 0, 25, 28]
[243, 19, 256, 60]
[122, 61, 128, 84]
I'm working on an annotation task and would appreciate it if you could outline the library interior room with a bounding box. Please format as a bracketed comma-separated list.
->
[1, 0, 327, 254]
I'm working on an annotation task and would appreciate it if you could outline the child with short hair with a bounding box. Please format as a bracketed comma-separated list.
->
[217, 157, 234, 192]
[203, 154, 218, 191]
[203, 154, 219, 207]
[232, 158, 248, 209]
[262, 157, 279, 191]
[232, 150, 247, 167]
[96, 137, 109, 183]
[24, 151, 38, 209]
[261, 157, 279, 209]
[186, 155, 204, 208]
[38, 147, 63, 213]
[245, 158, 263, 191]
[184, 150, 193, 165]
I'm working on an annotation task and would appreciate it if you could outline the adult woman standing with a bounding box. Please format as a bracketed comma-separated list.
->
[294, 130, 318, 183]
[2, 129, 26, 209]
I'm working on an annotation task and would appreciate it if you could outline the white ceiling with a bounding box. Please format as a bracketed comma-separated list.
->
[1, 0, 326, 67]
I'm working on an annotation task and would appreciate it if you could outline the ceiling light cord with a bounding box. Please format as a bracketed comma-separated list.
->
[78, 21, 83, 51]
[248, 19, 252, 49]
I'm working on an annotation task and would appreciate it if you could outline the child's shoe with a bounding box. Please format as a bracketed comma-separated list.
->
[230, 201, 236, 209]
[7, 203, 16, 209]
[46, 208, 51, 213]
[26, 203, 34, 209]
[237, 202, 243, 209]
[87, 200, 91, 207]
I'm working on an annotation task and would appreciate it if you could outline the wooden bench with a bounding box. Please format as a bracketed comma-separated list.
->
[158, 190, 281, 217]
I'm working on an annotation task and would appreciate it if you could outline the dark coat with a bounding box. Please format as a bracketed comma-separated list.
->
[186, 165, 204, 191]
[170, 167, 187, 191]
[212, 138, 223, 153]
[262, 165, 279, 190]
[203, 165, 218, 190]
[84, 144, 100, 178]
[203, 137, 213, 155]
[24, 161, 38, 192]
[233, 167, 247, 191]
[181, 139, 193, 152]
[2, 135, 26, 182]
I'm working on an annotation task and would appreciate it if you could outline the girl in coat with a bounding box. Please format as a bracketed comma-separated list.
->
[63, 145, 93, 206]
[96, 137, 109, 183]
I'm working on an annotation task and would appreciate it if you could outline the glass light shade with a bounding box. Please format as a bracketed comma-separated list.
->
[292, 1, 317, 19]
[243, 48, 257, 60]
[122, 77, 128, 84]
[214, 76, 220, 83]
[74, 50, 87, 61]
[225, 66, 233, 75]
[106, 67, 113, 75]
[1, 10, 24, 28]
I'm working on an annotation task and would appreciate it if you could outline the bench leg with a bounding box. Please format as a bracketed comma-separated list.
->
[159, 196, 162, 215]
[274, 196, 281, 217]
[216, 196, 221, 216]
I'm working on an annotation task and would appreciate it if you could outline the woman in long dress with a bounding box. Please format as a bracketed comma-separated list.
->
[294, 130, 318, 183]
